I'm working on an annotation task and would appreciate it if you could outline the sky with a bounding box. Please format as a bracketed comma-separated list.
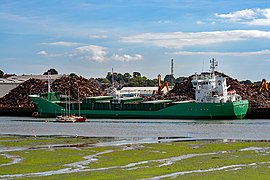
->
[1, 0, 270, 81]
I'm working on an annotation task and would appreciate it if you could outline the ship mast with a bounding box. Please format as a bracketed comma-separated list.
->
[112, 68, 114, 88]
[78, 88, 80, 116]
[47, 72, 51, 93]
[210, 58, 218, 79]
[171, 59, 174, 76]
[47, 72, 52, 100]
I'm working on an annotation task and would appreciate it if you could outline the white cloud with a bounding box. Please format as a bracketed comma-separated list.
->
[88, 34, 108, 39]
[154, 20, 173, 24]
[168, 50, 270, 56]
[70, 45, 107, 62]
[37, 50, 62, 57]
[216, 9, 256, 21]
[122, 30, 270, 49]
[215, 8, 270, 26]
[111, 54, 143, 62]
[37, 51, 48, 56]
[43, 41, 83, 47]
[69, 45, 143, 63]
[196, 21, 205, 25]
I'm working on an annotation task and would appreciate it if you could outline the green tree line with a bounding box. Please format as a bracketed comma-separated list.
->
[96, 71, 159, 87]
[96, 71, 186, 87]
[0, 68, 183, 87]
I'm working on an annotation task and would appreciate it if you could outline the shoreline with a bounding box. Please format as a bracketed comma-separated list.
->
[2, 134, 270, 144]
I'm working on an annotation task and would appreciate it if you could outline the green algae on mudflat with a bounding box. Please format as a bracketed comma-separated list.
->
[86, 141, 270, 179]
[0, 148, 101, 175]
[0, 154, 10, 165]
[0, 135, 103, 148]
[0, 135, 270, 179]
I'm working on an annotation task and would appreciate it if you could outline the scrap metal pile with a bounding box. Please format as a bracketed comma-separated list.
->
[167, 72, 270, 108]
[52, 76, 107, 98]
[146, 76, 195, 101]
[0, 78, 47, 108]
[226, 77, 270, 108]
[0, 76, 106, 108]
[0, 72, 269, 109]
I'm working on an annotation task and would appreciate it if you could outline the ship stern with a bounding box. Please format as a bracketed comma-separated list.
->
[233, 100, 249, 119]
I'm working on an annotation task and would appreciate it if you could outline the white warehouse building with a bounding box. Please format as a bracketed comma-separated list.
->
[119, 86, 171, 96]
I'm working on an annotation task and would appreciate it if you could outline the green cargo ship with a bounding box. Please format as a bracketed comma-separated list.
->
[29, 59, 248, 119]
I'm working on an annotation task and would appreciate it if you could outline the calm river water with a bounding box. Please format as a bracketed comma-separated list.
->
[1, 116, 270, 142]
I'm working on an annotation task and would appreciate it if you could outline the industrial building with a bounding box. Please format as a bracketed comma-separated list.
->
[119, 86, 171, 96]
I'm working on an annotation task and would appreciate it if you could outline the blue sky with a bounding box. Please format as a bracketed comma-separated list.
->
[1, 0, 270, 81]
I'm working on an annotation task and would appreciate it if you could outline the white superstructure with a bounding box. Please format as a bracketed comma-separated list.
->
[191, 58, 241, 103]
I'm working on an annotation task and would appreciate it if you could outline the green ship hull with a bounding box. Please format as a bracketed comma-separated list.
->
[30, 94, 248, 119]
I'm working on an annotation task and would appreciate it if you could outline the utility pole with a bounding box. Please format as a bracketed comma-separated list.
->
[171, 59, 174, 76]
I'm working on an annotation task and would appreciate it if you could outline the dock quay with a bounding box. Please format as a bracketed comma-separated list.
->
[246, 107, 270, 119]
[0, 107, 35, 117]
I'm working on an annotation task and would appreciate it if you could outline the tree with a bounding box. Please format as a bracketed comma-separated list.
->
[106, 72, 112, 82]
[96, 78, 110, 84]
[43, 68, 58, 75]
[104, 71, 158, 87]
[114, 73, 125, 84]
[106, 72, 118, 84]
[164, 74, 175, 86]
[145, 79, 157, 86]
[123, 73, 131, 82]
[133, 72, 141, 78]
[125, 75, 154, 87]
[239, 80, 252, 85]
[69, 73, 78, 78]
[174, 77, 186, 84]
[0, 70, 4, 78]
[106, 72, 130, 85]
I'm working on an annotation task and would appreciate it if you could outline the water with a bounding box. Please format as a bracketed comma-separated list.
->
[0, 116, 270, 140]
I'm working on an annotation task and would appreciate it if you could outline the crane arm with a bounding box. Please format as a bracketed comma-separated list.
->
[156, 74, 170, 95]
[259, 79, 269, 92]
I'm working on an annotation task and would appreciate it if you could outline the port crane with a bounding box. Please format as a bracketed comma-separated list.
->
[259, 79, 270, 97]
[153, 74, 170, 95]
[259, 79, 269, 92]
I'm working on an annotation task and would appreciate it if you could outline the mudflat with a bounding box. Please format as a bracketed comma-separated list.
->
[0, 135, 270, 179]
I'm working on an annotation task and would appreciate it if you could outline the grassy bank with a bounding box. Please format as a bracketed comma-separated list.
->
[0, 135, 270, 179]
